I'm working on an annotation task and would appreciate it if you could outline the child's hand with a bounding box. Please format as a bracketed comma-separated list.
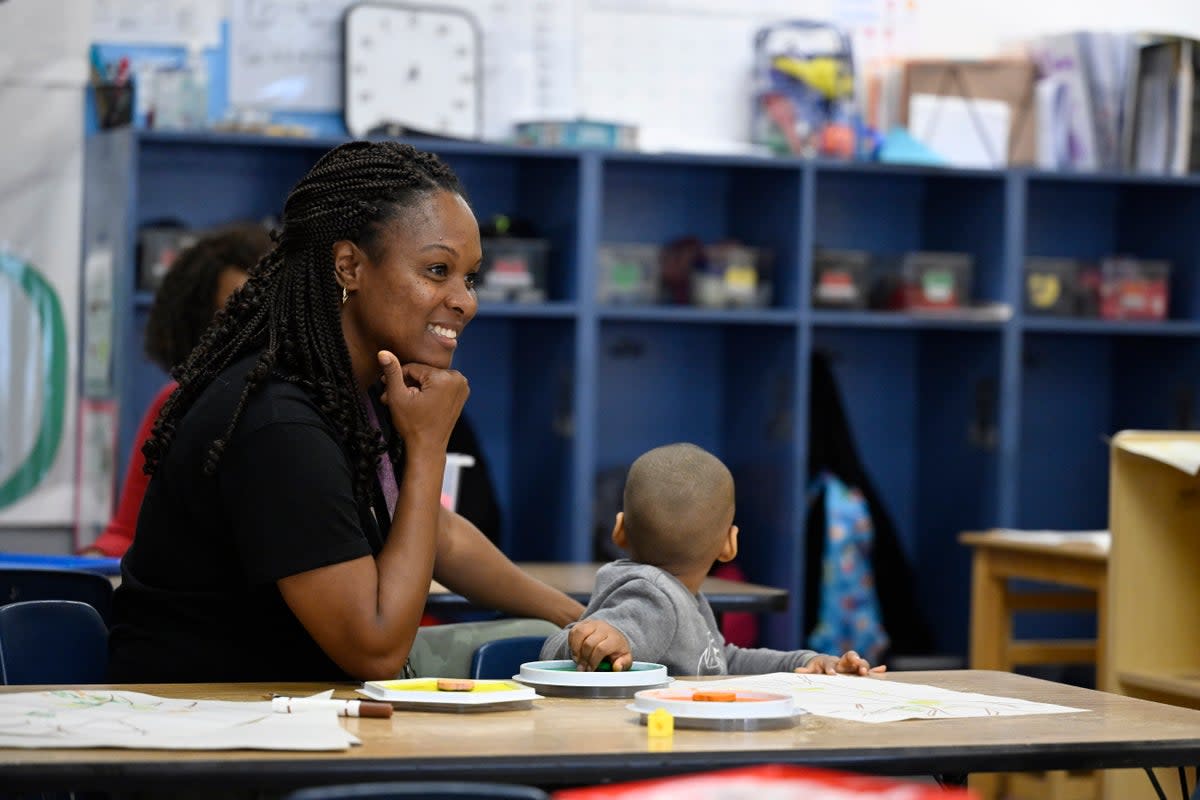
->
[795, 650, 887, 677]
[567, 619, 633, 672]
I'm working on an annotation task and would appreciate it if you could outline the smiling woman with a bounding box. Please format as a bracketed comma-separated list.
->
[108, 141, 583, 684]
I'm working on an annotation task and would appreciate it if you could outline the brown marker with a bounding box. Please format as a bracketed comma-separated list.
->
[271, 696, 394, 718]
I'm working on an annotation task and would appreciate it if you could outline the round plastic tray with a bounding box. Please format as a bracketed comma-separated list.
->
[513, 660, 670, 698]
[627, 687, 801, 730]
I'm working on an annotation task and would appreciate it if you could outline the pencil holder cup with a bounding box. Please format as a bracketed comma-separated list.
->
[92, 82, 134, 130]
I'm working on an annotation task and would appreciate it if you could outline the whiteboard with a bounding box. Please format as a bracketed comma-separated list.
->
[229, 0, 576, 139]
[92, 0, 224, 48]
[229, 0, 355, 111]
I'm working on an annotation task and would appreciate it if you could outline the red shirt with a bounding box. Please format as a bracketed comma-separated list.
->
[89, 382, 176, 557]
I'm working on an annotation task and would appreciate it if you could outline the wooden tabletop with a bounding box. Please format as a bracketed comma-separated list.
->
[3, 671, 1199, 793]
[429, 562, 789, 613]
[958, 531, 1109, 562]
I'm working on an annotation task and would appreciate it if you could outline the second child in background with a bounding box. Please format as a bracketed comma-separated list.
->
[83, 225, 269, 557]
[541, 442, 887, 677]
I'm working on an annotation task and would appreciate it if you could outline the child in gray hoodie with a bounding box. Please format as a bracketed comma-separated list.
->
[541, 443, 886, 677]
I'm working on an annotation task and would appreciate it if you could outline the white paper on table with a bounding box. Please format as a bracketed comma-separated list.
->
[1115, 438, 1200, 476]
[673, 673, 1085, 723]
[0, 690, 359, 750]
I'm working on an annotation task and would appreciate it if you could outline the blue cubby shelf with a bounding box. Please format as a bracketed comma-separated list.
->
[598, 306, 798, 326]
[1021, 318, 1200, 337]
[474, 302, 577, 319]
[85, 128, 1200, 659]
[810, 309, 1008, 331]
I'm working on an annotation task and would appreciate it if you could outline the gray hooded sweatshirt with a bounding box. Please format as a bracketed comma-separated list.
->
[540, 559, 819, 676]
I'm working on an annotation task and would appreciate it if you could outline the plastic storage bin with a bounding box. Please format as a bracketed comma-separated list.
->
[137, 226, 199, 291]
[1099, 257, 1170, 321]
[598, 244, 660, 304]
[813, 248, 872, 309]
[874, 251, 973, 310]
[1024, 257, 1082, 316]
[477, 237, 550, 303]
[693, 244, 773, 308]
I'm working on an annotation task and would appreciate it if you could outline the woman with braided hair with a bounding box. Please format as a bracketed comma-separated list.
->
[108, 141, 584, 682]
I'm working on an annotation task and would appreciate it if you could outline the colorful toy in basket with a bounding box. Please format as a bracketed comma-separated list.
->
[752, 20, 857, 158]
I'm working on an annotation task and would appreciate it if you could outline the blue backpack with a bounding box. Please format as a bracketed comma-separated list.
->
[807, 472, 889, 662]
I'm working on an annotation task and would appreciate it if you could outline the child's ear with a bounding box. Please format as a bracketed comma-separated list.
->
[716, 525, 739, 563]
[611, 512, 628, 550]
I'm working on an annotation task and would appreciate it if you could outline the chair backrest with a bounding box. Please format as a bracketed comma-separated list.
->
[0, 567, 114, 624]
[285, 782, 549, 800]
[469, 636, 549, 680]
[0, 599, 109, 685]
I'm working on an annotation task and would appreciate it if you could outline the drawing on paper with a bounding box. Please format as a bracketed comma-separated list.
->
[0, 690, 358, 750]
[674, 673, 1085, 724]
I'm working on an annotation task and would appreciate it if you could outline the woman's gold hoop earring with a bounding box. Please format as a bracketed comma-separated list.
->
[341, 286, 349, 305]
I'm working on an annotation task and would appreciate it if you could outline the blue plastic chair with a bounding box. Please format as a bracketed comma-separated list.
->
[469, 636, 548, 680]
[0, 567, 114, 624]
[0, 600, 109, 685]
[284, 782, 549, 800]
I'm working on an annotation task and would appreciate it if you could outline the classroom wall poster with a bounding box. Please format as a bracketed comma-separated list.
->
[0, 0, 90, 526]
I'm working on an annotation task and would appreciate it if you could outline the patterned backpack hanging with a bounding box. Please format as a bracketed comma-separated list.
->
[807, 472, 889, 662]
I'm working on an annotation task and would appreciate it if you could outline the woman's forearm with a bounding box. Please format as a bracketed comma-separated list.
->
[433, 507, 583, 626]
[375, 446, 445, 615]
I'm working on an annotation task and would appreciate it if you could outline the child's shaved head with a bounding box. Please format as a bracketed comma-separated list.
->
[622, 443, 734, 569]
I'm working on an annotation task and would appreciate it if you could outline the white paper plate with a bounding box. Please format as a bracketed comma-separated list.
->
[513, 660, 670, 698]
[626, 687, 801, 730]
[359, 678, 538, 712]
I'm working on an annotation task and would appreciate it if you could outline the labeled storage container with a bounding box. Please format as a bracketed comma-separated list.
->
[598, 244, 660, 304]
[813, 248, 872, 309]
[137, 226, 199, 291]
[693, 244, 773, 308]
[477, 237, 550, 303]
[1024, 257, 1081, 316]
[1099, 257, 1170, 320]
[880, 251, 973, 310]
